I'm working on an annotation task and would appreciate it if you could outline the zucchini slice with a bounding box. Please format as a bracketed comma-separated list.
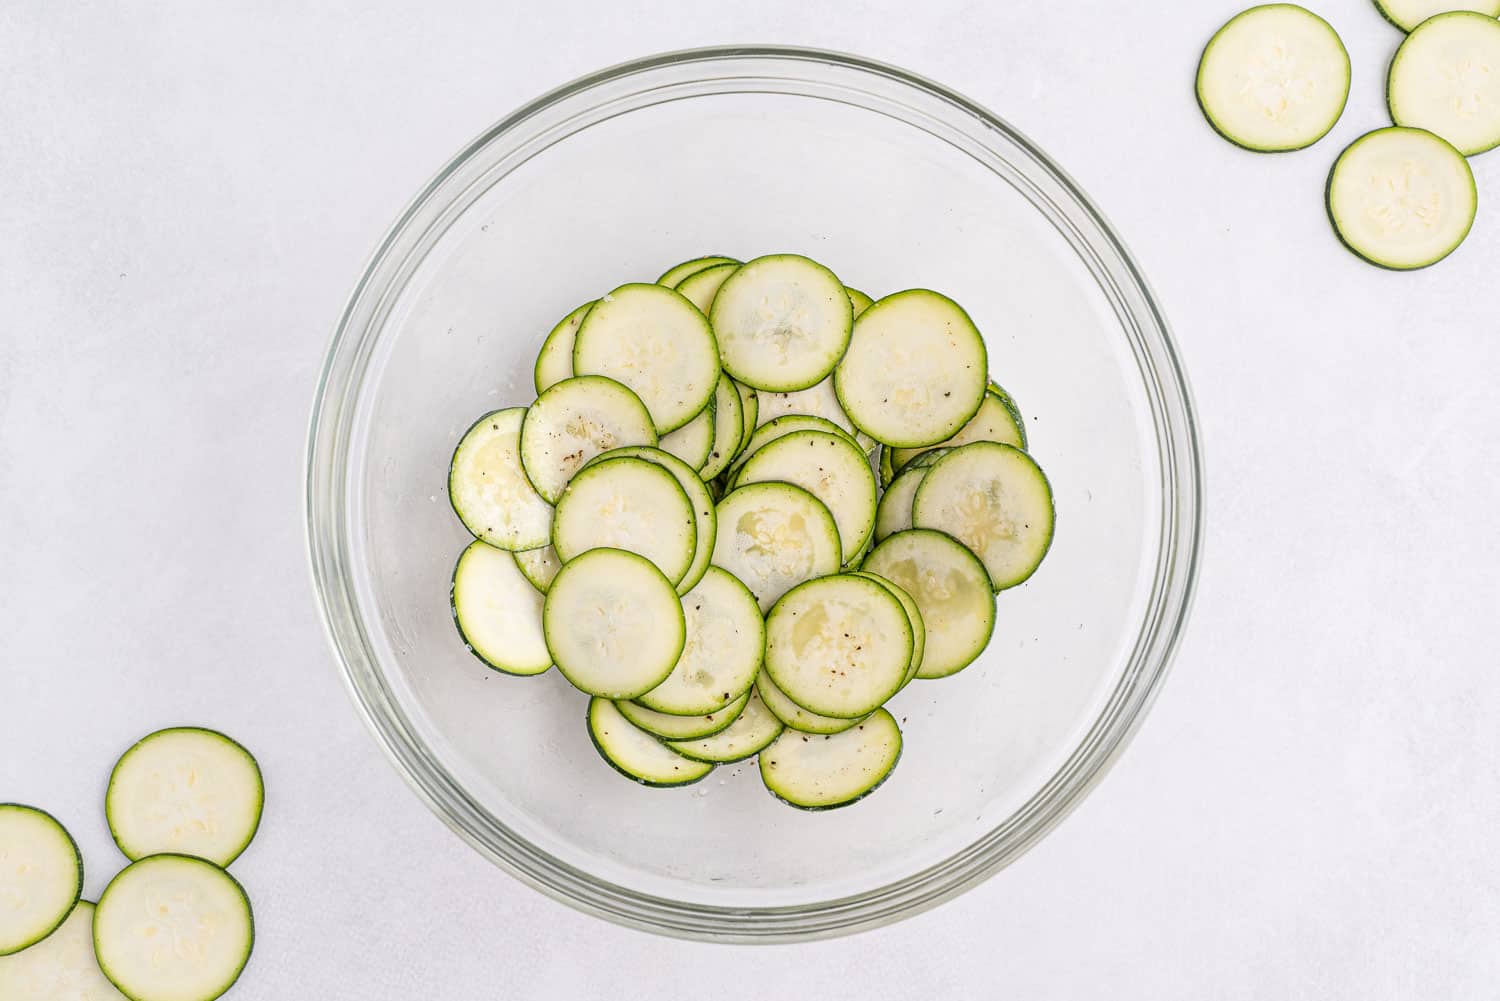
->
[764, 575, 912, 719]
[699, 374, 744, 481]
[1195, 4, 1351, 152]
[106, 728, 263, 867]
[878, 444, 896, 488]
[728, 413, 853, 479]
[533, 300, 593, 395]
[518, 375, 656, 503]
[755, 375, 870, 449]
[710, 254, 853, 392]
[452, 540, 552, 676]
[912, 442, 1055, 590]
[834, 289, 988, 448]
[0, 901, 125, 1001]
[586, 446, 716, 594]
[587, 699, 714, 787]
[674, 260, 739, 312]
[712, 481, 842, 612]
[0, 805, 81, 956]
[845, 286, 874, 318]
[874, 466, 927, 542]
[573, 283, 720, 434]
[1327, 127, 1476, 270]
[635, 567, 764, 715]
[1375, 0, 1500, 33]
[1388, 11, 1500, 156]
[732, 380, 758, 457]
[616, 693, 750, 741]
[544, 548, 686, 698]
[553, 456, 697, 586]
[759, 708, 903, 810]
[658, 407, 714, 471]
[513, 545, 561, 593]
[448, 408, 553, 551]
[863, 529, 997, 679]
[656, 254, 739, 287]
[852, 570, 925, 686]
[889, 387, 1027, 470]
[665, 689, 783, 763]
[735, 429, 878, 564]
[756, 671, 866, 735]
[93, 855, 252, 1001]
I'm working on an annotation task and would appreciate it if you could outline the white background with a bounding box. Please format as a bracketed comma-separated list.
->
[4, 0, 1499, 996]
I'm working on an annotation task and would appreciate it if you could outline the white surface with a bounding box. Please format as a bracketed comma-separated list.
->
[2, 0, 1498, 995]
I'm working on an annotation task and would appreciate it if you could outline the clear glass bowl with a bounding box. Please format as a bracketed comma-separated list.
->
[305, 46, 1202, 943]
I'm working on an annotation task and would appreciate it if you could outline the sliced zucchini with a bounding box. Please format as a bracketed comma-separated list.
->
[759, 707, 902, 810]
[874, 466, 927, 542]
[616, 693, 750, 741]
[573, 283, 720, 434]
[552, 456, 696, 587]
[709, 254, 853, 392]
[732, 380, 758, 457]
[912, 442, 1055, 590]
[544, 548, 686, 698]
[93, 854, 252, 1001]
[735, 429, 878, 564]
[890, 388, 1027, 470]
[533, 300, 593, 394]
[518, 375, 656, 503]
[834, 289, 988, 448]
[106, 728, 263, 868]
[989, 381, 1028, 449]
[755, 375, 867, 447]
[863, 529, 997, 679]
[448, 408, 553, 551]
[1327, 127, 1476, 270]
[852, 571, 925, 686]
[513, 545, 561, 593]
[0, 805, 81, 956]
[764, 575, 912, 719]
[1376, 0, 1500, 32]
[756, 671, 866, 735]
[845, 286, 874, 317]
[656, 254, 739, 287]
[842, 532, 871, 571]
[636, 567, 763, 715]
[587, 699, 715, 786]
[728, 413, 852, 478]
[674, 260, 739, 313]
[1195, 4, 1351, 152]
[699, 374, 744, 481]
[878, 444, 896, 488]
[452, 540, 552, 675]
[0, 901, 125, 1001]
[1388, 11, 1500, 156]
[666, 689, 783, 763]
[586, 446, 716, 594]
[712, 482, 842, 612]
[658, 407, 714, 470]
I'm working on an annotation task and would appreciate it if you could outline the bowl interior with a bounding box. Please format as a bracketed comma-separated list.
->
[320, 51, 1195, 935]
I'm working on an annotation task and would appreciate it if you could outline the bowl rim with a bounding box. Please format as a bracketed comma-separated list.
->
[305, 43, 1203, 943]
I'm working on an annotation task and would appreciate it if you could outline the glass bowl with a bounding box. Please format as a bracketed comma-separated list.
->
[305, 46, 1202, 943]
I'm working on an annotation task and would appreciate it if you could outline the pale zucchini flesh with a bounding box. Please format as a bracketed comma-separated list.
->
[452, 539, 552, 676]
[1387, 12, 1500, 156]
[1327, 127, 1476, 270]
[533, 300, 593, 394]
[0, 805, 81, 957]
[759, 708, 903, 810]
[834, 289, 988, 448]
[674, 261, 739, 313]
[587, 446, 716, 594]
[616, 693, 750, 741]
[755, 375, 867, 446]
[710, 254, 853, 392]
[666, 689, 783, 763]
[587, 699, 714, 786]
[552, 456, 697, 586]
[544, 548, 686, 699]
[658, 407, 714, 470]
[852, 570, 925, 686]
[874, 466, 926, 542]
[1195, 4, 1351, 152]
[755, 671, 866, 735]
[912, 442, 1055, 591]
[712, 482, 842, 612]
[513, 545, 561, 593]
[732, 380, 759, 457]
[863, 529, 997, 679]
[890, 388, 1027, 470]
[1375, 0, 1500, 34]
[699, 374, 744, 481]
[764, 575, 912, 719]
[729, 413, 852, 479]
[518, 375, 656, 503]
[106, 728, 264, 868]
[735, 429, 879, 564]
[656, 254, 739, 287]
[448, 408, 553, 551]
[0, 902, 126, 1001]
[93, 855, 252, 1001]
[635, 567, 764, 715]
[845, 286, 874, 317]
